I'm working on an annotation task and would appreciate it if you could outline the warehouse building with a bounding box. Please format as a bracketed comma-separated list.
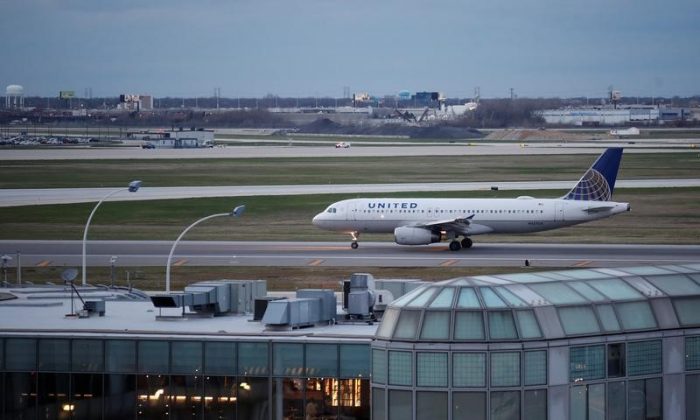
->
[537, 107, 660, 125]
[1, 264, 700, 419]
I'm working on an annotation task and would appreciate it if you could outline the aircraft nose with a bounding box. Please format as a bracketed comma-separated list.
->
[312, 213, 322, 226]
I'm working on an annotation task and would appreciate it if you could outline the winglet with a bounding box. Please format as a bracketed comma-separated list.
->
[563, 148, 623, 201]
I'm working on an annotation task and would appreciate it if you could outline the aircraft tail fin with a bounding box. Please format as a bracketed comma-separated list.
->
[563, 148, 623, 201]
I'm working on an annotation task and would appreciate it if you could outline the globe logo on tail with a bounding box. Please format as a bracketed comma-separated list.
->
[564, 169, 612, 201]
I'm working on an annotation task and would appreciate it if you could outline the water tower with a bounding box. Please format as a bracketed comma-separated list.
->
[5, 84, 24, 108]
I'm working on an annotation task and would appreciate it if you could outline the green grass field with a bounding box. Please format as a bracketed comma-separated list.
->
[0, 153, 698, 189]
[1, 188, 698, 244]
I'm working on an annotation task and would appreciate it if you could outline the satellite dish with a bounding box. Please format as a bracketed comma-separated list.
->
[61, 268, 79, 283]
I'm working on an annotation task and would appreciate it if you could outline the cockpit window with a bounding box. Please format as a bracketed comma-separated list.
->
[327, 207, 337, 214]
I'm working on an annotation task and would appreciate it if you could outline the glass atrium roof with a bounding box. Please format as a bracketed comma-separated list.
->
[375, 264, 700, 343]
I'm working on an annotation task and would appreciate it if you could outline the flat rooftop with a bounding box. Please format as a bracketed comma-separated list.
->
[0, 286, 377, 341]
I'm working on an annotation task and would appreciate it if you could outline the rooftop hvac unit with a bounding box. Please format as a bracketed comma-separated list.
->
[254, 296, 285, 321]
[348, 289, 375, 317]
[150, 279, 267, 317]
[348, 273, 375, 317]
[350, 273, 375, 290]
[343, 274, 424, 318]
[83, 300, 106, 317]
[261, 289, 336, 329]
[374, 279, 425, 300]
[372, 289, 394, 313]
[296, 289, 336, 322]
[262, 298, 322, 329]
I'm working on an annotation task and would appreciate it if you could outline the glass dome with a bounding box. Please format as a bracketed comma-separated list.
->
[374, 264, 700, 342]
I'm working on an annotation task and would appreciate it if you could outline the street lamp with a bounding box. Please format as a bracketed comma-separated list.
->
[82, 180, 142, 286]
[165, 205, 245, 292]
[110, 256, 118, 288]
[1, 255, 12, 284]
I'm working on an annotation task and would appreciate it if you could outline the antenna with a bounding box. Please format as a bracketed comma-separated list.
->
[61, 268, 78, 283]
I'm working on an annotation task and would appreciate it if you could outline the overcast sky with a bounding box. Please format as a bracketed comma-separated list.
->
[1, 0, 698, 98]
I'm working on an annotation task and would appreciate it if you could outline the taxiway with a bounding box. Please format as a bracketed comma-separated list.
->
[1, 240, 698, 270]
[2, 179, 699, 207]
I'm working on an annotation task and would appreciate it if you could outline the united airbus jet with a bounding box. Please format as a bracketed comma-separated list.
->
[312, 148, 630, 251]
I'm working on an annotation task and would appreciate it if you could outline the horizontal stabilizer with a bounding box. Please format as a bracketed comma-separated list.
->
[583, 205, 615, 213]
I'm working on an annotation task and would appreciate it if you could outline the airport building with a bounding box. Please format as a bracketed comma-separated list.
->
[537, 107, 660, 125]
[1, 264, 700, 419]
[537, 106, 695, 126]
[127, 127, 215, 148]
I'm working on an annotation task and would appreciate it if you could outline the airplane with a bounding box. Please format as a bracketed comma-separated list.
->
[312, 148, 630, 251]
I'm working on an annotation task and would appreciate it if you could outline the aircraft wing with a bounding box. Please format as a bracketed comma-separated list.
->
[415, 215, 475, 235]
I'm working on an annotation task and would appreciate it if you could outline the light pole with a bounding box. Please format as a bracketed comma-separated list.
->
[1, 255, 12, 285]
[82, 180, 142, 286]
[110, 256, 118, 288]
[165, 205, 245, 292]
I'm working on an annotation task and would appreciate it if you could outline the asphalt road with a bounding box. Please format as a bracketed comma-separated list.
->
[2, 178, 699, 207]
[1, 240, 698, 270]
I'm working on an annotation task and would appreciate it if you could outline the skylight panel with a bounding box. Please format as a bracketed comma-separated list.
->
[528, 283, 587, 305]
[589, 279, 643, 300]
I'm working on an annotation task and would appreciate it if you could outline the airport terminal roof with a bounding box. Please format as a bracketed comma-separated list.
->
[2, 264, 699, 344]
[376, 264, 700, 343]
[0, 287, 376, 342]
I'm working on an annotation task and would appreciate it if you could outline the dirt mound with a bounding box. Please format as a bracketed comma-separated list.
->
[303, 118, 344, 132]
[485, 129, 610, 141]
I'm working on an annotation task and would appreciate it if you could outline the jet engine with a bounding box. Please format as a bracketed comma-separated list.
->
[394, 226, 440, 245]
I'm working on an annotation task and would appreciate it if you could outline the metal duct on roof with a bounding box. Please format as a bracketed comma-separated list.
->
[150, 279, 266, 316]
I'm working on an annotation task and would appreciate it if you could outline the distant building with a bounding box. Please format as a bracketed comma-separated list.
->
[354, 93, 371, 102]
[538, 105, 695, 126]
[409, 91, 447, 108]
[118, 94, 153, 111]
[127, 127, 214, 147]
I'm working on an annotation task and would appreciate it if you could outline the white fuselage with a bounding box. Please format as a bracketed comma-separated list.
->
[312, 197, 630, 237]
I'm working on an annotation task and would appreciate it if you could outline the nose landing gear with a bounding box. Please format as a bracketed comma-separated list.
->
[350, 231, 359, 249]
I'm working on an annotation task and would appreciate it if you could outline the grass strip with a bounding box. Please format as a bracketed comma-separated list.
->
[0, 187, 698, 244]
[0, 153, 698, 189]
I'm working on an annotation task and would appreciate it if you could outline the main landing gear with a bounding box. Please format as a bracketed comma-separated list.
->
[350, 231, 359, 249]
[448, 237, 473, 252]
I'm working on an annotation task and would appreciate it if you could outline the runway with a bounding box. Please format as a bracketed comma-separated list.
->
[1, 240, 698, 270]
[2, 178, 699, 207]
[0, 143, 696, 161]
